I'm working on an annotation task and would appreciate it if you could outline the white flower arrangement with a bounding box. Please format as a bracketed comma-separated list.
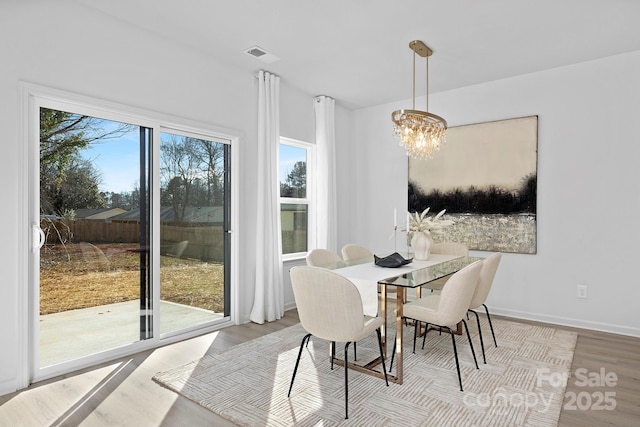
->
[407, 208, 454, 236]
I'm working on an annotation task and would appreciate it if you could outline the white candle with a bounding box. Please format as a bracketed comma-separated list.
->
[394, 208, 397, 227]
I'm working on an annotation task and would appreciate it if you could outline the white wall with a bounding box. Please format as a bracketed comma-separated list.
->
[346, 51, 640, 337]
[0, 1, 348, 394]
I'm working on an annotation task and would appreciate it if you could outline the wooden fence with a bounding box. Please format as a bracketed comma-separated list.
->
[41, 219, 224, 262]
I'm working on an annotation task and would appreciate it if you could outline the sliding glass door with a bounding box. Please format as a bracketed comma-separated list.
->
[32, 97, 232, 377]
[158, 130, 231, 335]
[38, 108, 150, 367]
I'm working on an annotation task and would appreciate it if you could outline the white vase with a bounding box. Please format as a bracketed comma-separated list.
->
[411, 231, 433, 261]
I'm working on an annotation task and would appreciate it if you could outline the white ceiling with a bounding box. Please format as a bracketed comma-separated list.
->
[77, 0, 640, 110]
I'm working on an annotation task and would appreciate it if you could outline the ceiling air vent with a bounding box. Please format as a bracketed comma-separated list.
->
[246, 46, 267, 57]
[244, 45, 280, 64]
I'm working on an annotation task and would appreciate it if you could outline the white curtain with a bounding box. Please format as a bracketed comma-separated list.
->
[315, 96, 338, 251]
[250, 70, 284, 324]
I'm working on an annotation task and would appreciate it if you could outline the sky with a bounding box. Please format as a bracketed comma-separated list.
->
[80, 128, 140, 194]
[279, 144, 306, 182]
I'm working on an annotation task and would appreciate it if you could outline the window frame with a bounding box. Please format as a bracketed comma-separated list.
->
[279, 137, 315, 261]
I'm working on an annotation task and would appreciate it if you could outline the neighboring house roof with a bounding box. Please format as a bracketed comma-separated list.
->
[40, 214, 62, 220]
[74, 208, 128, 220]
[111, 206, 224, 223]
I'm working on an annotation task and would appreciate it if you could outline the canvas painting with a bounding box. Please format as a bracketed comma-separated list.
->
[408, 115, 538, 254]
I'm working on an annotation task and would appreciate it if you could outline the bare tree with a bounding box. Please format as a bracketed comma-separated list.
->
[160, 135, 200, 223]
[39, 107, 134, 214]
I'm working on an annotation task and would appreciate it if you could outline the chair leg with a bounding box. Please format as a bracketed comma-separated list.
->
[344, 342, 351, 419]
[330, 341, 336, 370]
[413, 320, 418, 353]
[448, 327, 464, 392]
[288, 333, 312, 397]
[421, 323, 430, 350]
[461, 319, 479, 369]
[390, 331, 398, 372]
[483, 304, 498, 347]
[375, 328, 389, 386]
[354, 342, 357, 361]
[469, 309, 486, 364]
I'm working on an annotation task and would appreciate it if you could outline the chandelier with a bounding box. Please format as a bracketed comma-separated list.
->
[391, 40, 447, 159]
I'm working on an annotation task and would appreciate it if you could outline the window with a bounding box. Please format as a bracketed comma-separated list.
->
[279, 137, 315, 258]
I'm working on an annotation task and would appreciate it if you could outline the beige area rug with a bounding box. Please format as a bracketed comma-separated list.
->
[154, 316, 576, 426]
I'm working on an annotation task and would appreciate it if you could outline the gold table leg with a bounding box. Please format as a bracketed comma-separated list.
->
[394, 287, 405, 384]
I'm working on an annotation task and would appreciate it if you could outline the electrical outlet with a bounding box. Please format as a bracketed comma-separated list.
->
[577, 285, 588, 299]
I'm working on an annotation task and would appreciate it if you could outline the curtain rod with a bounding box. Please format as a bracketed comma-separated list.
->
[254, 70, 278, 79]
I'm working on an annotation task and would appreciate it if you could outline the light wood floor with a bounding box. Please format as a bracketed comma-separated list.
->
[509, 316, 640, 427]
[0, 311, 638, 426]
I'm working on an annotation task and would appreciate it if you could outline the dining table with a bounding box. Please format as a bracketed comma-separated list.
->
[322, 253, 483, 385]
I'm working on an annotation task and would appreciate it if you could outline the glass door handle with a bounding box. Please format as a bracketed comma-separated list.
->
[33, 223, 45, 252]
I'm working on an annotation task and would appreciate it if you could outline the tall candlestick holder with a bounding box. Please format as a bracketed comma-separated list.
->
[394, 225, 398, 252]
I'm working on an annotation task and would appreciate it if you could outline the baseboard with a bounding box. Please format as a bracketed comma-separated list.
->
[248, 302, 640, 338]
[0, 378, 19, 398]
[492, 307, 640, 338]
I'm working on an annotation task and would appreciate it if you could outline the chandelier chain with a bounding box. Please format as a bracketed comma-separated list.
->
[413, 46, 416, 110]
[426, 55, 429, 112]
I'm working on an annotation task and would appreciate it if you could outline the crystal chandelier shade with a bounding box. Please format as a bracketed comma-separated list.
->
[392, 109, 447, 159]
[392, 41, 447, 159]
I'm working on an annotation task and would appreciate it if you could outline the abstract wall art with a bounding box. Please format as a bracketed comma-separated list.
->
[408, 115, 538, 254]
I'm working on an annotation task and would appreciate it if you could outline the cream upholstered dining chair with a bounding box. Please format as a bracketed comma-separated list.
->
[306, 248, 371, 358]
[398, 260, 483, 391]
[341, 243, 373, 261]
[306, 248, 342, 267]
[425, 242, 470, 292]
[468, 252, 502, 364]
[288, 266, 389, 419]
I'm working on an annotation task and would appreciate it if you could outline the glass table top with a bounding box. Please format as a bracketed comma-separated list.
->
[321, 254, 484, 289]
[377, 256, 483, 288]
